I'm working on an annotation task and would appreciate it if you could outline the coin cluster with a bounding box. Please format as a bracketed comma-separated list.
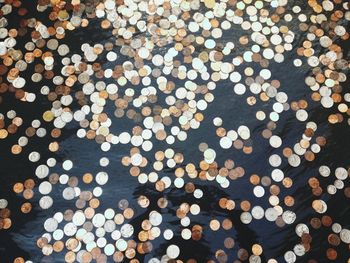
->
[0, 0, 350, 263]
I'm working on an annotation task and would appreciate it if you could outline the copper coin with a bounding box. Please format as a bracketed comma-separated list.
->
[53, 241, 64, 252]
[24, 179, 35, 189]
[13, 183, 24, 193]
[326, 248, 337, 260]
[328, 234, 341, 246]
[21, 202, 32, 213]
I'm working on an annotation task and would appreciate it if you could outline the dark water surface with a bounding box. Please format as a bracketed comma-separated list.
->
[0, 1, 350, 263]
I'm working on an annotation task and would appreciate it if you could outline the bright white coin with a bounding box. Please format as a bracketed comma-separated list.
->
[220, 137, 232, 149]
[44, 218, 58, 232]
[166, 245, 180, 259]
[265, 208, 278, 221]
